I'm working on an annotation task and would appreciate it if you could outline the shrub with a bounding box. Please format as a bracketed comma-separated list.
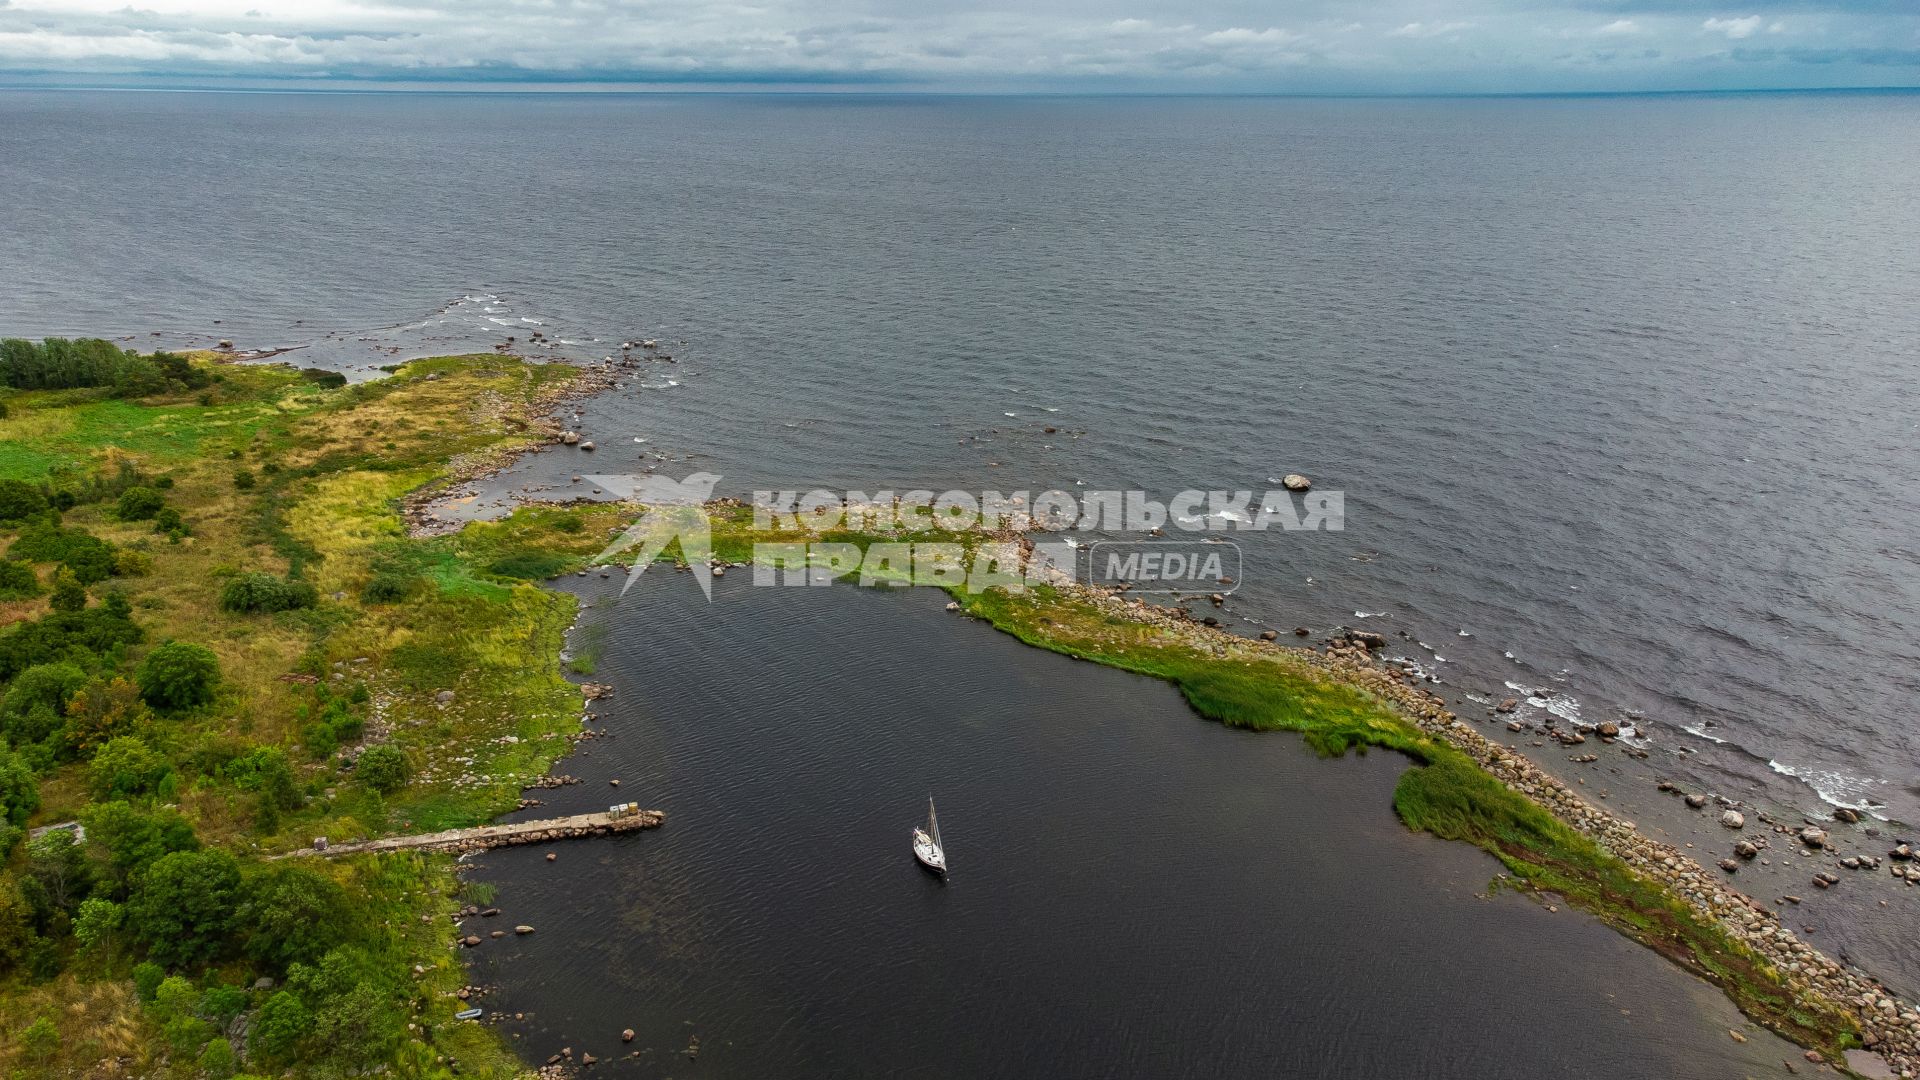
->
[0, 560, 40, 599]
[115, 486, 165, 522]
[111, 548, 153, 576]
[88, 736, 172, 799]
[202, 984, 247, 1022]
[132, 960, 166, 1001]
[354, 745, 409, 794]
[58, 674, 146, 759]
[199, 1036, 237, 1079]
[486, 551, 572, 580]
[0, 876, 32, 973]
[48, 567, 86, 612]
[137, 641, 220, 711]
[217, 573, 317, 615]
[0, 479, 47, 522]
[10, 522, 118, 584]
[1, 661, 88, 746]
[125, 849, 241, 968]
[153, 973, 198, 1017]
[237, 865, 346, 973]
[152, 507, 186, 536]
[359, 572, 416, 604]
[232, 469, 255, 491]
[251, 990, 312, 1061]
[20, 1015, 57, 1062]
[225, 747, 299, 808]
[0, 604, 144, 680]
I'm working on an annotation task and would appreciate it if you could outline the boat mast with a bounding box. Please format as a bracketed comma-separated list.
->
[928, 795, 942, 850]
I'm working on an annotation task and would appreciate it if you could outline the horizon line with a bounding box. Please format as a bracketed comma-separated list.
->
[3, 82, 1918, 100]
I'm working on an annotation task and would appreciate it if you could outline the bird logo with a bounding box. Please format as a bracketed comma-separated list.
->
[586, 471, 724, 598]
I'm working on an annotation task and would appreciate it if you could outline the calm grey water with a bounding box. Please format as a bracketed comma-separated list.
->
[3, 89, 1918, 1004]
[461, 573, 1801, 1078]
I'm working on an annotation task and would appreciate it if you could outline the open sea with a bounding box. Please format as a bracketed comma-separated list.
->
[3, 87, 1917, 1067]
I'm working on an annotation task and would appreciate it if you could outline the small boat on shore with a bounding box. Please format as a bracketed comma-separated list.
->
[912, 795, 947, 875]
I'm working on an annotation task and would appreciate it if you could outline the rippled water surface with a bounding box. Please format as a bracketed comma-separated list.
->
[4, 88, 1918, 992]
[462, 573, 1802, 1078]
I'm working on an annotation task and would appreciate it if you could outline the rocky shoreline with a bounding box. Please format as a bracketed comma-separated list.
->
[1056, 580, 1917, 1077]
[399, 350, 652, 537]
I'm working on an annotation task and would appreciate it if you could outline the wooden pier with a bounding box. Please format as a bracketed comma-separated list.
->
[280, 807, 663, 859]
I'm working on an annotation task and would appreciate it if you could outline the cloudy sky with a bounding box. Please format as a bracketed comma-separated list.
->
[0, 0, 1914, 92]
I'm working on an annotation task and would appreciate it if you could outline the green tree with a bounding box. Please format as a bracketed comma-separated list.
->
[136, 641, 220, 711]
[114, 486, 165, 522]
[82, 801, 198, 884]
[25, 828, 91, 913]
[237, 865, 346, 973]
[47, 567, 87, 612]
[73, 897, 121, 953]
[125, 849, 240, 968]
[0, 749, 40, 826]
[285, 948, 404, 1067]
[354, 745, 410, 795]
[87, 736, 172, 800]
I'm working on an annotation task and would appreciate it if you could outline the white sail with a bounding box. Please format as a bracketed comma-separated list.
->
[913, 794, 947, 874]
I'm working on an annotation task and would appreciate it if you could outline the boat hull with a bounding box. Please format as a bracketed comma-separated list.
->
[912, 828, 946, 874]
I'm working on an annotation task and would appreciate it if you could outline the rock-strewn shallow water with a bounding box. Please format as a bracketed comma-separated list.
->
[459, 572, 1801, 1078]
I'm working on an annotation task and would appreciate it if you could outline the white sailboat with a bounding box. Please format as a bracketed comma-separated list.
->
[912, 795, 947, 874]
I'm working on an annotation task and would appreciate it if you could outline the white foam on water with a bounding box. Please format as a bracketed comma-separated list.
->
[1354, 610, 1389, 618]
[1680, 723, 1728, 745]
[1767, 759, 1890, 815]
[1456, 629, 1473, 637]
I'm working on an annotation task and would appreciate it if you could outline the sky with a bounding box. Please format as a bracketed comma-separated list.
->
[0, 0, 1914, 93]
